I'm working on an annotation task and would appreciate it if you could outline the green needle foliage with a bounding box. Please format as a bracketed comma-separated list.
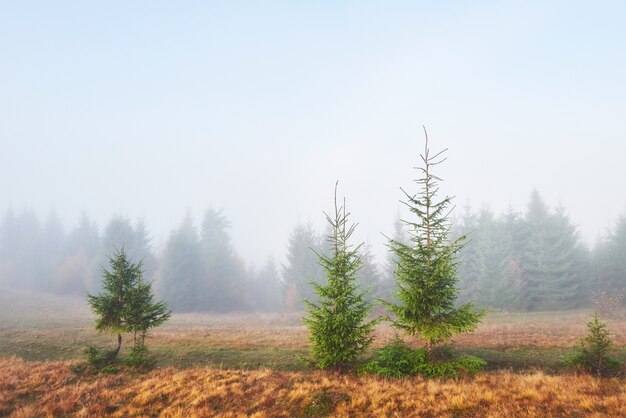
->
[385, 129, 485, 353]
[304, 183, 379, 370]
[126, 270, 172, 352]
[565, 312, 623, 376]
[87, 247, 171, 362]
[359, 339, 485, 379]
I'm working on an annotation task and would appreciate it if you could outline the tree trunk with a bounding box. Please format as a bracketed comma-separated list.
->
[114, 333, 122, 357]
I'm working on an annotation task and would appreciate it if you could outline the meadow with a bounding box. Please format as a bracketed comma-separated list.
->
[1, 289, 625, 417]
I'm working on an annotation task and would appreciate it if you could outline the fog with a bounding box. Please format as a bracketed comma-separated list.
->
[1, 2, 626, 311]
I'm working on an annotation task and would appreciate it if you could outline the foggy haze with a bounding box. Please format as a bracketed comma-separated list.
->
[2, 1, 626, 266]
[3, 5, 626, 416]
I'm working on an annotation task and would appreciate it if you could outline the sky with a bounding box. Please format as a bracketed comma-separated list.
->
[1, 1, 625, 265]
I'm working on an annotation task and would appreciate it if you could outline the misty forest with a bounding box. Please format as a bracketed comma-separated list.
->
[3, 2, 626, 417]
[3, 143, 626, 416]
[1, 190, 624, 313]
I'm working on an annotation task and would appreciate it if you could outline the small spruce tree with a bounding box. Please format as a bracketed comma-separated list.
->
[566, 312, 623, 376]
[126, 274, 171, 350]
[385, 128, 485, 354]
[87, 248, 170, 359]
[304, 183, 379, 369]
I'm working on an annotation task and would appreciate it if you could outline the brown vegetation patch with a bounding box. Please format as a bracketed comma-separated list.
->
[2, 356, 625, 417]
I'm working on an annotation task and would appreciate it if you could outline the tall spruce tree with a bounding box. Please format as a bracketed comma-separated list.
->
[518, 190, 552, 310]
[133, 218, 158, 283]
[250, 256, 283, 312]
[303, 184, 378, 369]
[101, 217, 157, 283]
[201, 208, 246, 312]
[519, 192, 588, 310]
[282, 223, 324, 311]
[480, 209, 520, 309]
[53, 213, 101, 294]
[40, 211, 65, 291]
[593, 214, 626, 298]
[454, 206, 524, 310]
[385, 129, 484, 353]
[156, 213, 206, 311]
[498, 207, 525, 310]
[453, 202, 480, 304]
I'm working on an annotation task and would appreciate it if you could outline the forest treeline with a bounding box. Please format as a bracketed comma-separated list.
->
[452, 190, 625, 310]
[0, 189, 624, 312]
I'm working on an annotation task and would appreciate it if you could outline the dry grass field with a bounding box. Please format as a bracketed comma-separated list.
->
[2, 357, 625, 417]
[1, 289, 625, 416]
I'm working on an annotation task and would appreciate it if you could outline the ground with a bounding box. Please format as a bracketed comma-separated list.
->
[1, 289, 625, 417]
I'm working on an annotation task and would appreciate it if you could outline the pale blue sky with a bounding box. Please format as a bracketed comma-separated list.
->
[1, 1, 625, 263]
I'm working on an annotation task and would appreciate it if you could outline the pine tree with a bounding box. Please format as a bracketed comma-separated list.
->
[88, 248, 170, 357]
[126, 274, 171, 351]
[472, 209, 517, 309]
[594, 214, 626, 298]
[101, 216, 157, 284]
[303, 184, 378, 369]
[102, 216, 136, 261]
[566, 312, 623, 376]
[498, 207, 525, 310]
[133, 218, 158, 282]
[545, 206, 589, 308]
[282, 223, 324, 311]
[156, 213, 206, 312]
[452, 202, 480, 304]
[53, 213, 101, 295]
[40, 210, 65, 291]
[519, 192, 588, 310]
[201, 208, 246, 312]
[251, 257, 283, 312]
[454, 205, 524, 310]
[385, 129, 485, 354]
[519, 190, 556, 310]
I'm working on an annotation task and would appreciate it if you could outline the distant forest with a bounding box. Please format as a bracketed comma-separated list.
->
[0, 190, 624, 312]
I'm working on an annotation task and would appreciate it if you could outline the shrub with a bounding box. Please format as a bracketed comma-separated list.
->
[70, 345, 121, 374]
[359, 339, 427, 378]
[123, 342, 156, 370]
[84, 345, 118, 369]
[564, 312, 623, 376]
[74, 343, 156, 374]
[359, 339, 485, 379]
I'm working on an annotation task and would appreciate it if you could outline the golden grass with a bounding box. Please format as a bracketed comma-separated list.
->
[2, 291, 625, 416]
[2, 356, 625, 417]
